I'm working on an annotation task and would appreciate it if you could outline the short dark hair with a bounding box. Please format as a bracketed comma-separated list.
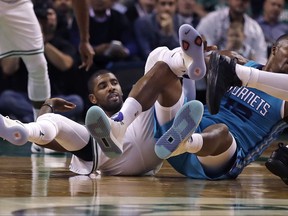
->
[87, 70, 119, 93]
[275, 34, 288, 46]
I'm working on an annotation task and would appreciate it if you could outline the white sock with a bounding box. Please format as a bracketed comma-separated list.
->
[170, 133, 203, 158]
[119, 97, 142, 129]
[185, 133, 203, 153]
[236, 64, 288, 101]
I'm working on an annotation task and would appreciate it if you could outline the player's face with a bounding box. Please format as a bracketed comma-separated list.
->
[268, 43, 288, 74]
[90, 73, 123, 114]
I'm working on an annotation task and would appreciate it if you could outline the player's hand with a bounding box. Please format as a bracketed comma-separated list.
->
[219, 50, 249, 65]
[45, 98, 76, 112]
[78, 41, 95, 71]
[202, 35, 218, 52]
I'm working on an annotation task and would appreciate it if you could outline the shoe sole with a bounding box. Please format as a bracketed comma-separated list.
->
[154, 100, 204, 159]
[179, 24, 206, 80]
[265, 159, 288, 185]
[0, 116, 28, 145]
[206, 52, 220, 115]
[85, 106, 122, 158]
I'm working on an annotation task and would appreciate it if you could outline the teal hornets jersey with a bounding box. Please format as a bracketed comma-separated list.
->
[166, 61, 288, 179]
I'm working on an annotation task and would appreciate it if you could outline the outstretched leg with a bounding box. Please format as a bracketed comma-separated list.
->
[0, 113, 90, 151]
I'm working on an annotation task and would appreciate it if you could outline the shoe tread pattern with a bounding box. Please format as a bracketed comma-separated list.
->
[155, 100, 203, 159]
[179, 24, 206, 80]
[85, 106, 122, 158]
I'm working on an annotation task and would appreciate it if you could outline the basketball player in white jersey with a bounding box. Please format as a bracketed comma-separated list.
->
[0, 24, 206, 176]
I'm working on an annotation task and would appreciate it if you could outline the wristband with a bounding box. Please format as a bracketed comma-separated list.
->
[41, 103, 54, 112]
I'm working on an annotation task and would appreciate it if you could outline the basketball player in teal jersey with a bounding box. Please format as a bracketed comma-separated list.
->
[155, 34, 288, 182]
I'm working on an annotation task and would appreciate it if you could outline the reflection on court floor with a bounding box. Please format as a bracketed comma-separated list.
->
[0, 140, 288, 215]
[5, 197, 288, 215]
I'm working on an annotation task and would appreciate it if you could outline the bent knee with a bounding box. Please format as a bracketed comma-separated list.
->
[204, 123, 229, 135]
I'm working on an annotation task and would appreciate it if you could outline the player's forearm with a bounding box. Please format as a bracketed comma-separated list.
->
[72, 0, 90, 42]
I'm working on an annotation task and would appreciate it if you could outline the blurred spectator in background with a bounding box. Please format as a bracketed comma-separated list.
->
[196, 0, 267, 64]
[279, 1, 288, 24]
[134, 0, 185, 60]
[70, 0, 139, 70]
[111, 0, 128, 14]
[256, 0, 288, 56]
[196, 0, 227, 15]
[225, 22, 254, 59]
[177, 0, 203, 28]
[52, 0, 75, 41]
[249, 0, 264, 18]
[32, 0, 95, 72]
[125, 0, 156, 23]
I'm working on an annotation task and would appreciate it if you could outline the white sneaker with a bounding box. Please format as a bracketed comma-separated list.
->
[151, 47, 187, 77]
[85, 106, 124, 158]
[0, 115, 28, 145]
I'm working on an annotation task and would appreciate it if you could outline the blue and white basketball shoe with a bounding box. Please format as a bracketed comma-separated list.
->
[155, 100, 203, 159]
[85, 106, 125, 158]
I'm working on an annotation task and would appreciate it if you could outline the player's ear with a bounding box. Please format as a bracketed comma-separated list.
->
[89, 94, 97, 104]
[271, 45, 277, 56]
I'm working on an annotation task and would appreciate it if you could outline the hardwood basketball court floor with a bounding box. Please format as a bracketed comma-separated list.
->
[0, 136, 288, 215]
